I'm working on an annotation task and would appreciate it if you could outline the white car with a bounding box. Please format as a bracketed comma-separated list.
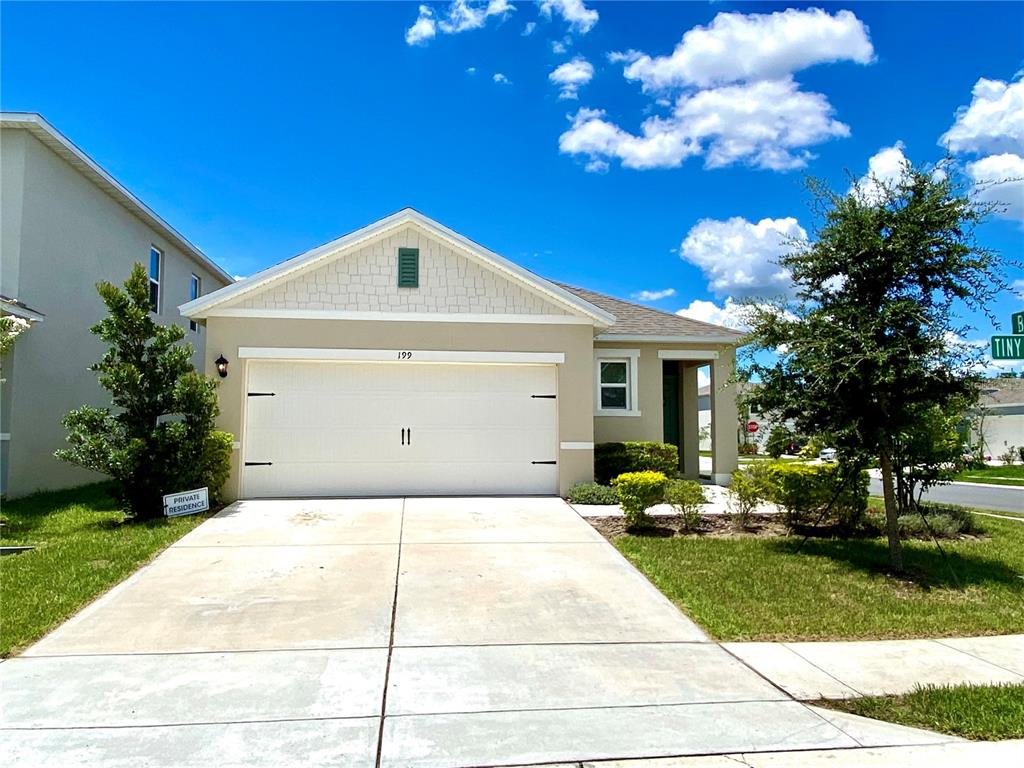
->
[819, 448, 837, 462]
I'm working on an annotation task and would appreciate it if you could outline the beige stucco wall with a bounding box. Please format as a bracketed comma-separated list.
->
[203, 317, 596, 499]
[593, 341, 738, 482]
[232, 224, 570, 316]
[0, 127, 230, 497]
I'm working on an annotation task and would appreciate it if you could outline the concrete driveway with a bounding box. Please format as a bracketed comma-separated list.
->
[3, 497, 945, 767]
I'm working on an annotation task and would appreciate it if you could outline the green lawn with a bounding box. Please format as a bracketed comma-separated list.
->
[614, 516, 1024, 641]
[820, 683, 1024, 740]
[954, 464, 1024, 487]
[0, 483, 209, 657]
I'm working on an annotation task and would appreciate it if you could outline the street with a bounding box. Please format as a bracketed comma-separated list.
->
[868, 478, 1024, 515]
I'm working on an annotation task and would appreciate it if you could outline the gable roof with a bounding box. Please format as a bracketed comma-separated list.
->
[1, 112, 233, 285]
[181, 208, 616, 325]
[556, 283, 745, 343]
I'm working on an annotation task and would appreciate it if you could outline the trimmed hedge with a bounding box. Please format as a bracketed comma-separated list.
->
[762, 462, 869, 531]
[595, 442, 679, 485]
[565, 482, 619, 505]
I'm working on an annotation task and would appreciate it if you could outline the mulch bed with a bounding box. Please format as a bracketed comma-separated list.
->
[586, 514, 791, 540]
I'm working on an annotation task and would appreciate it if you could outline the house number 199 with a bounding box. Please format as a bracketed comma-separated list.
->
[397, 351, 413, 360]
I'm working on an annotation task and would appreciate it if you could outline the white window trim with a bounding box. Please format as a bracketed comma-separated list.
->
[189, 274, 201, 332]
[594, 348, 641, 417]
[149, 246, 163, 314]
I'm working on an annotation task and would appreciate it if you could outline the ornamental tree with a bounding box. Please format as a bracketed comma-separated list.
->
[56, 264, 232, 520]
[743, 161, 1015, 572]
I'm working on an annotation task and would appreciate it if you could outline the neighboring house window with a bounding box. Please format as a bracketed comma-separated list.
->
[594, 349, 641, 416]
[149, 247, 162, 313]
[397, 248, 419, 288]
[189, 274, 201, 332]
[600, 361, 629, 409]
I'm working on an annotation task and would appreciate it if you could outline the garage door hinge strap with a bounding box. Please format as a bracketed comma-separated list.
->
[247, 392, 276, 397]
[245, 461, 273, 466]
[531, 394, 557, 399]
[531, 460, 557, 465]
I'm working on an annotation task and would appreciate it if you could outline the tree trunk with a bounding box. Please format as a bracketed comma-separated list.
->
[879, 449, 904, 573]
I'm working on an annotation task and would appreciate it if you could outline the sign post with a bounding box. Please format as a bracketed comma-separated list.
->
[163, 487, 210, 517]
[990, 311, 1024, 361]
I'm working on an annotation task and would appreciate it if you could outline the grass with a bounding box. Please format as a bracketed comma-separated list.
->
[954, 464, 1024, 487]
[819, 683, 1024, 740]
[614, 515, 1024, 642]
[0, 483, 209, 657]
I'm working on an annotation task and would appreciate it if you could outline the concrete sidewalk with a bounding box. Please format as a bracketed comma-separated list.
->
[725, 634, 1024, 699]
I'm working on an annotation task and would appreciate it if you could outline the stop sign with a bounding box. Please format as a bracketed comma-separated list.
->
[746, 420, 759, 434]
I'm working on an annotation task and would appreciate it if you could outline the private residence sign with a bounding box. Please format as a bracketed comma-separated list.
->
[163, 487, 209, 517]
[990, 311, 1024, 361]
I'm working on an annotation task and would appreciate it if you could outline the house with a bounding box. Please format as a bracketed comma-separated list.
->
[181, 209, 743, 499]
[0, 113, 233, 497]
[973, 377, 1024, 458]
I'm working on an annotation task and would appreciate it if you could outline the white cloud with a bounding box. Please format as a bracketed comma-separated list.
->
[850, 141, 910, 202]
[539, 0, 598, 35]
[405, 5, 437, 45]
[551, 38, 568, 54]
[466, 66, 477, 75]
[1011, 279, 1024, 298]
[940, 77, 1024, 156]
[632, 288, 677, 302]
[522, 21, 536, 35]
[549, 56, 593, 100]
[966, 152, 1024, 221]
[621, 8, 873, 92]
[680, 216, 804, 299]
[405, 0, 514, 45]
[560, 78, 849, 171]
[493, 72, 512, 85]
[676, 297, 750, 331]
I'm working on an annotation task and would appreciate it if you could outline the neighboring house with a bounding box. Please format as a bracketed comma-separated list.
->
[698, 382, 785, 453]
[0, 113, 232, 497]
[972, 378, 1024, 457]
[182, 208, 743, 499]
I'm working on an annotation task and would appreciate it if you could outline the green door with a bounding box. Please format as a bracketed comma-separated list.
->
[662, 362, 680, 447]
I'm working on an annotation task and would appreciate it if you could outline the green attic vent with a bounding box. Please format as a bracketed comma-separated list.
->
[397, 248, 419, 288]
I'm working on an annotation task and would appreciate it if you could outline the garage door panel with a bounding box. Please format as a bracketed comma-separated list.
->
[242, 361, 559, 497]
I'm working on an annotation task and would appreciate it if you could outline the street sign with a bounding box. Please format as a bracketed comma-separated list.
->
[746, 420, 759, 434]
[991, 335, 1024, 361]
[163, 487, 209, 517]
[1013, 311, 1024, 336]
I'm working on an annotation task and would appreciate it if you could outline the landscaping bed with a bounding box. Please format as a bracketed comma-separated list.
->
[817, 683, 1024, 741]
[0, 483, 212, 657]
[603, 513, 1024, 642]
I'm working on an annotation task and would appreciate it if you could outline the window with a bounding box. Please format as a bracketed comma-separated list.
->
[594, 349, 641, 416]
[148, 247, 162, 313]
[189, 274, 201, 332]
[397, 247, 419, 288]
[599, 361, 629, 409]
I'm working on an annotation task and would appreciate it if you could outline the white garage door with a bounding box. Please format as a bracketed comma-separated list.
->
[241, 360, 559, 497]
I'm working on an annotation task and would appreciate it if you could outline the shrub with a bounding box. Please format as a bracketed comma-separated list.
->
[764, 462, 869, 532]
[595, 442, 678, 485]
[999, 446, 1019, 465]
[738, 442, 759, 455]
[765, 426, 793, 458]
[664, 479, 706, 531]
[565, 482, 618, 505]
[612, 471, 668, 530]
[727, 463, 773, 529]
[1018, 446, 1024, 464]
[866, 502, 981, 539]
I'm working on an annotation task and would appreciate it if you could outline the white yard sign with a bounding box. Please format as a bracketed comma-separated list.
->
[163, 487, 209, 517]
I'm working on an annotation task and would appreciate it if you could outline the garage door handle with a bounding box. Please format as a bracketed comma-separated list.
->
[247, 392, 276, 397]
[532, 460, 557, 465]
[245, 461, 273, 466]
[407, 427, 411, 446]
[531, 394, 557, 399]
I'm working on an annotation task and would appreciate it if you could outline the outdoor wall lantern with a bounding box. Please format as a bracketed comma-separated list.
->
[215, 355, 229, 378]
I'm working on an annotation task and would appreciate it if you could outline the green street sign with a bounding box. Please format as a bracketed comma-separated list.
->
[1014, 311, 1024, 335]
[992, 334, 1024, 360]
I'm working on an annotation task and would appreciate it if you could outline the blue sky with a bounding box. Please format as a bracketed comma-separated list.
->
[2, 1, 1022, 371]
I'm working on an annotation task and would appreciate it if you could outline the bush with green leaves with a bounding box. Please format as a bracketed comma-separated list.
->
[765, 425, 797, 458]
[595, 442, 678, 485]
[865, 503, 981, 539]
[727, 463, 774, 529]
[664, 479, 706, 531]
[764, 462, 869, 532]
[612, 471, 668, 530]
[999, 447, 1019, 465]
[56, 264, 233, 520]
[565, 482, 618, 505]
